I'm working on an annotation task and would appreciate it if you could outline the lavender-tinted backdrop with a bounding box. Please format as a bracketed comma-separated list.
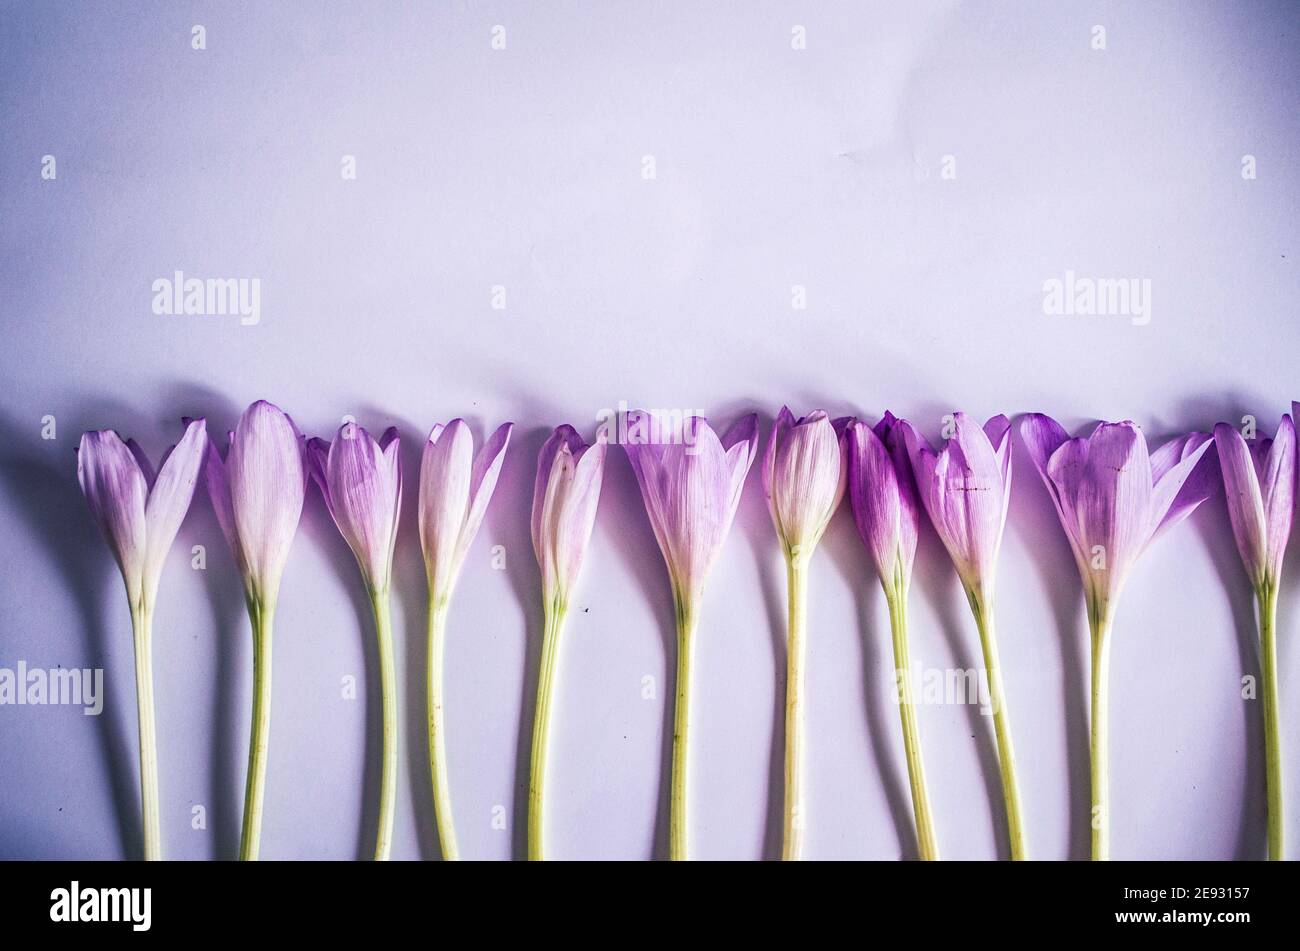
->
[1, 1, 1298, 859]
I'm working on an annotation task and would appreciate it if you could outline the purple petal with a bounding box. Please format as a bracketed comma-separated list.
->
[78, 430, 148, 605]
[142, 418, 208, 601]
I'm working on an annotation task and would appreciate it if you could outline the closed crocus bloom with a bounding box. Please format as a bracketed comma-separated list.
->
[1021, 414, 1215, 860]
[901, 413, 1024, 859]
[78, 419, 207, 860]
[763, 407, 847, 860]
[419, 418, 512, 861]
[847, 413, 937, 860]
[307, 423, 402, 860]
[527, 425, 607, 860]
[1214, 414, 1295, 860]
[624, 410, 759, 860]
[205, 400, 307, 861]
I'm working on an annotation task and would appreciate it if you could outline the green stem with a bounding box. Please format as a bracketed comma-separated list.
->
[885, 575, 939, 860]
[371, 589, 397, 861]
[1258, 583, 1284, 861]
[669, 593, 697, 861]
[427, 598, 459, 860]
[970, 591, 1026, 860]
[239, 599, 273, 861]
[528, 598, 567, 861]
[783, 555, 808, 860]
[1089, 611, 1111, 861]
[129, 601, 161, 861]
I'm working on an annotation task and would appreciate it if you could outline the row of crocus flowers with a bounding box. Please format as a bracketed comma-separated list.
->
[76, 400, 1293, 861]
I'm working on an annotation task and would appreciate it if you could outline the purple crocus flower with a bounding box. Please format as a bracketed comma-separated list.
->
[900, 412, 1025, 860]
[205, 399, 307, 861]
[900, 413, 1012, 599]
[762, 407, 848, 861]
[623, 409, 759, 861]
[307, 422, 403, 861]
[77, 417, 208, 861]
[1214, 416, 1294, 592]
[418, 417, 512, 862]
[1021, 414, 1215, 860]
[528, 424, 607, 861]
[1214, 412, 1295, 860]
[846, 412, 937, 859]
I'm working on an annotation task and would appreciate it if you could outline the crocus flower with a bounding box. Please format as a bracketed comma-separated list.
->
[624, 410, 759, 860]
[901, 413, 1025, 859]
[1021, 415, 1215, 860]
[527, 425, 607, 860]
[763, 407, 847, 860]
[1214, 412, 1295, 860]
[307, 422, 402, 861]
[418, 418, 512, 861]
[77, 418, 208, 860]
[846, 412, 938, 860]
[206, 400, 307, 860]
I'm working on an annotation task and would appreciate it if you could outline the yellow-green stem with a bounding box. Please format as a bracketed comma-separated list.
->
[1257, 582, 1284, 861]
[239, 599, 273, 861]
[885, 575, 939, 860]
[129, 601, 161, 861]
[370, 589, 397, 861]
[970, 591, 1026, 860]
[528, 598, 567, 860]
[669, 593, 697, 861]
[1089, 612, 1111, 861]
[427, 597, 459, 860]
[783, 555, 808, 860]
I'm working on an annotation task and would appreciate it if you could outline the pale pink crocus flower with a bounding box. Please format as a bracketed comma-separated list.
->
[900, 412, 1025, 860]
[763, 407, 848, 861]
[624, 410, 759, 861]
[206, 400, 307, 861]
[418, 418, 512, 861]
[78, 418, 208, 860]
[307, 422, 402, 861]
[527, 425, 607, 860]
[1215, 412, 1295, 860]
[1021, 414, 1215, 860]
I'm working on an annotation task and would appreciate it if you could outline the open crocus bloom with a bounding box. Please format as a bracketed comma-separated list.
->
[623, 410, 759, 614]
[418, 419, 513, 603]
[79, 419, 209, 615]
[623, 409, 759, 861]
[1020, 416, 1216, 624]
[77, 417, 208, 862]
[528, 424, 607, 861]
[1020, 414, 1216, 861]
[204, 399, 307, 861]
[1214, 413, 1295, 861]
[419, 417, 512, 862]
[307, 424, 402, 595]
